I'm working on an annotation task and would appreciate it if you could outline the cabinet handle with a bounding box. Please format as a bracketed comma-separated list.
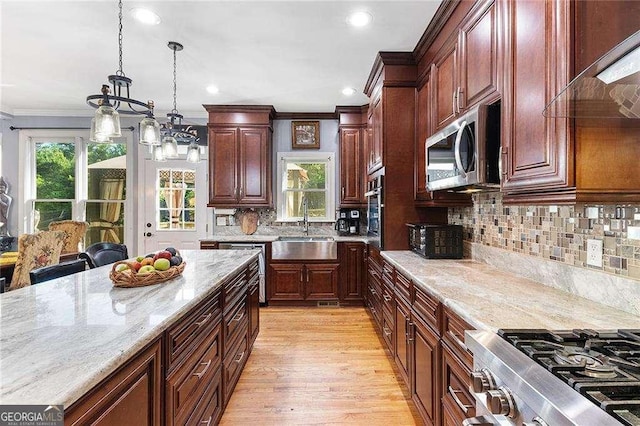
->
[233, 310, 245, 322]
[383, 293, 392, 302]
[195, 312, 212, 327]
[456, 87, 463, 113]
[449, 330, 469, 353]
[239, 187, 243, 198]
[235, 350, 245, 364]
[200, 417, 213, 426]
[448, 385, 473, 415]
[383, 326, 392, 337]
[193, 359, 212, 379]
[341, 186, 345, 199]
[407, 322, 414, 342]
[300, 269, 304, 282]
[370, 288, 377, 295]
[452, 90, 457, 116]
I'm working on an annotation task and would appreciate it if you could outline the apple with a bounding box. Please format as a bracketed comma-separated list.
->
[131, 261, 142, 272]
[136, 256, 145, 262]
[165, 247, 177, 256]
[115, 263, 129, 272]
[154, 258, 170, 271]
[137, 265, 156, 275]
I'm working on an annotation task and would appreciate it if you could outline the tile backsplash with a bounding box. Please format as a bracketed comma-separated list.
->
[449, 193, 640, 280]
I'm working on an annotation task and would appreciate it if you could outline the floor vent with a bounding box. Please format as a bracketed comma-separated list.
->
[317, 301, 340, 308]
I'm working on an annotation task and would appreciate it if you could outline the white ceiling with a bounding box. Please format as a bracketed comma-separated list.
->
[0, 0, 440, 118]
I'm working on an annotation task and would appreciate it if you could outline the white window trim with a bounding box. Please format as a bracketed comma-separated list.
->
[18, 129, 134, 249]
[276, 151, 335, 222]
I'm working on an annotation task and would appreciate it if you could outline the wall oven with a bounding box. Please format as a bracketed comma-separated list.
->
[365, 175, 383, 249]
[425, 102, 501, 192]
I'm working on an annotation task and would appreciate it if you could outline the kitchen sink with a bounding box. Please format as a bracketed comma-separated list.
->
[271, 238, 337, 260]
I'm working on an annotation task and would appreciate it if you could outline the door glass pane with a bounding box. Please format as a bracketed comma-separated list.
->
[86, 201, 124, 245]
[34, 201, 72, 231]
[157, 169, 196, 230]
[35, 142, 75, 199]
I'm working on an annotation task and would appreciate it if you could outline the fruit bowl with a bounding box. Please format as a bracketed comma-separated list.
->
[109, 249, 186, 288]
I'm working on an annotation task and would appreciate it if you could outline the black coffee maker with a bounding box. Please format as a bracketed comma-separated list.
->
[335, 208, 360, 236]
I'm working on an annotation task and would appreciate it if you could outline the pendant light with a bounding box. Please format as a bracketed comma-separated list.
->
[86, 0, 159, 144]
[152, 145, 167, 162]
[158, 41, 198, 161]
[186, 142, 201, 163]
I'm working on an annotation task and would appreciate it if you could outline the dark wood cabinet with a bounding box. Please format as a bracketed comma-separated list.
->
[205, 105, 275, 208]
[441, 343, 475, 421]
[412, 313, 440, 426]
[368, 95, 384, 174]
[268, 262, 339, 303]
[248, 265, 260, 349]
[394, 295, 411, 386]
[65, 340, 163, 426]
[304, 263, 339, 300]
[339, 127, 364, 205]
[433, 38, 458, 130]
[268, 263, 305, 301]
[339, 242, 366, 304]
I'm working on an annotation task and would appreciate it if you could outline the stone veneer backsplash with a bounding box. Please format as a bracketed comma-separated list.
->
[449, 193, 640, 280]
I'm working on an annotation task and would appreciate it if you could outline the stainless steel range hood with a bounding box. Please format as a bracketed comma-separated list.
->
[544, 30, 640, 119]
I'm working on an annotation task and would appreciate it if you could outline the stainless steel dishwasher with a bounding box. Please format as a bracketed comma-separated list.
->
[218, 243, 266, 303]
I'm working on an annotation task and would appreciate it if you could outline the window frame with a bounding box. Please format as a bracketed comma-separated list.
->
[18, 129, 134, 248]
[276, 151, 335, 222]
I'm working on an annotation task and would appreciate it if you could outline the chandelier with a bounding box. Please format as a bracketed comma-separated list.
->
[87, 0, 160, 144]
[156, 41, 201, 163]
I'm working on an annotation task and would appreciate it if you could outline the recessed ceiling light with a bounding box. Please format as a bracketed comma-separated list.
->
[206, 85, 220, 95]
[130, 8, 161, 25]
[347, 11, 373, 28]
[342, 87, 356, 96]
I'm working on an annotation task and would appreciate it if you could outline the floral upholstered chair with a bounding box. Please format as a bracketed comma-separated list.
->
[8, 230, 65, 290]
[48, 220, 89, 254]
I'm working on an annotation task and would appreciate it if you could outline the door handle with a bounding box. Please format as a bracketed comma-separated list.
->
[144, 232, 152, 237]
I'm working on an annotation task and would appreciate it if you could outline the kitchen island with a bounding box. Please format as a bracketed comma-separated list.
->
[0, 249, 260, 424]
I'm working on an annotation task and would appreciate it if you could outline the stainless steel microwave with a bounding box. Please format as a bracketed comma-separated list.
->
[425, 103, 501, 192]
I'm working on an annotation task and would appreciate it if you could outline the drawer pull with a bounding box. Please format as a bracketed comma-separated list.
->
[200, 416, 213, 426]
[383, 326, 392, 337]
[235, 350, 245, 364]
[407, 322, 414, 342]
[193, 359, 212, 379]
[449, 330, 468, 352]
[370, 288, 377, 295]
[383, 294, 392, 302]
[233, 310, 245, 323]
[195, 313, 212, 327]
[448, 385, 473, 415]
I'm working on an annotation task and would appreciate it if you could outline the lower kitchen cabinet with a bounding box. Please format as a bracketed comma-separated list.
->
[65, 339, 163, 426]
[394, 296, 411, 386]
[412, 311, 440, 425]
[338, 242, 366, 304]
[268, 262, 339, 304]
[441, 343, 475, 421]
[248, 271, 260, 349]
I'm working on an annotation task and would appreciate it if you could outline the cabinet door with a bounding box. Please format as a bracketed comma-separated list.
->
[411, 313, 440, 425]
[394, 297, 411, 387]
[208, 127, 238, 205]
[368, 96, 383, 174]
[441, 343, 476, 421]
[268, 263, 305, 301]
[501, 0, 572, 195]
[65, 340, 162, 426]
[339, 128, 364, 205]
[433, 38, 458, 130]
[459, 0, 498, 109]
[238, 127, 271, 206]
[305, 263, 339, 300]
[248, 277, 260, 347]
[339, 242, 365, 302]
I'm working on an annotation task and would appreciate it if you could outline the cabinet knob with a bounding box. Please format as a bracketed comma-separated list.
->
[485, 387, 516, 418]
[471, 368, 496, 393]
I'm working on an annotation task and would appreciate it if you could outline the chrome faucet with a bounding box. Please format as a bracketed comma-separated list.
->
[302, 196, 309, 235]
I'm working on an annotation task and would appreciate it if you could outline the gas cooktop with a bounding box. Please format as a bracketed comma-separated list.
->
[499, 329, 640, 425]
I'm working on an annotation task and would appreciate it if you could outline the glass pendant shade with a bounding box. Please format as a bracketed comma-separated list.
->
[139, 116, 161, 145]
[152, 145, 167, 162]
[162, 135, 179, 159]
[90, 117, 112, 143]
[186, 143, 201, 163]
[94, 105, 121, 138]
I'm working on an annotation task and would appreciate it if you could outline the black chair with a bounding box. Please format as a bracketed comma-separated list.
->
[29, 259, 87, 285]
[79, 243, 128, 269]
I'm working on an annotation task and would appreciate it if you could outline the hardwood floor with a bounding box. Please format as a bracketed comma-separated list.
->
[220, 307, 421, 425]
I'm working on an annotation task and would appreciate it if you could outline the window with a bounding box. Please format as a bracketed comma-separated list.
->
[157, 169, 196, 230]
[276, 152, 335, 222]
[19, 130, 133, 248]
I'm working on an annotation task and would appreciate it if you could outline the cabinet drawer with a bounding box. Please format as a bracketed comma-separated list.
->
[441, 343, 475, 420]
[166, 291, 222, 371]
[223, 270, 248, 312]
[442, 306, 474, 369]
[247, 259, 259, 281]
[381, 310, 395, 355]
[367, 285, 382, 327]
[381, 282, 394, 320]
[223, 299, 248, 356]
[223, 328, 249, 404]
[369, 246, 382, 270]
[395, 271, 411, 303]
[382, 260, 394, 285]
[187, 368, 222, 426]
[167, 322, 222, 426]
[413, 285, 440, 335]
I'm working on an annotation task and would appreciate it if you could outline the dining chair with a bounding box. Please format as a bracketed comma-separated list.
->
[48, 220, 89, 254]
[8, 230, 66, 290]
[29, 259, 86, 285]
[79, 242, 128, 269]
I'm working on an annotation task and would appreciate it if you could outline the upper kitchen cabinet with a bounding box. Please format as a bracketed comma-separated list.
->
[336, 105, 368, 207]
[205, 105, 276, 208]
[432, 0, 499, 132]
[501, 0, 640, 204]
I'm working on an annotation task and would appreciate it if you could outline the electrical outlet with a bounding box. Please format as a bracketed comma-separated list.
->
[586, 239, 603, 267]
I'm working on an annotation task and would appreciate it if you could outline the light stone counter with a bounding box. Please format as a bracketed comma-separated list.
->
[0, 249, 259, 408]
[200, 235, 371, 243]
[381, 251, 640, 332]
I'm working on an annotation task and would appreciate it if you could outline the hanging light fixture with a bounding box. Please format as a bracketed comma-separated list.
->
[86, 0, 159, 144]
[185, 142, 201, 163]
[152, 145, 167, 162]
[158, 41, 199, 161]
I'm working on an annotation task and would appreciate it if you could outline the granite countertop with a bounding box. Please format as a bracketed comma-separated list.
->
[382, 251, 640, 332]
[0, 249, 259, 408]
[201, 235, 371, 243]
